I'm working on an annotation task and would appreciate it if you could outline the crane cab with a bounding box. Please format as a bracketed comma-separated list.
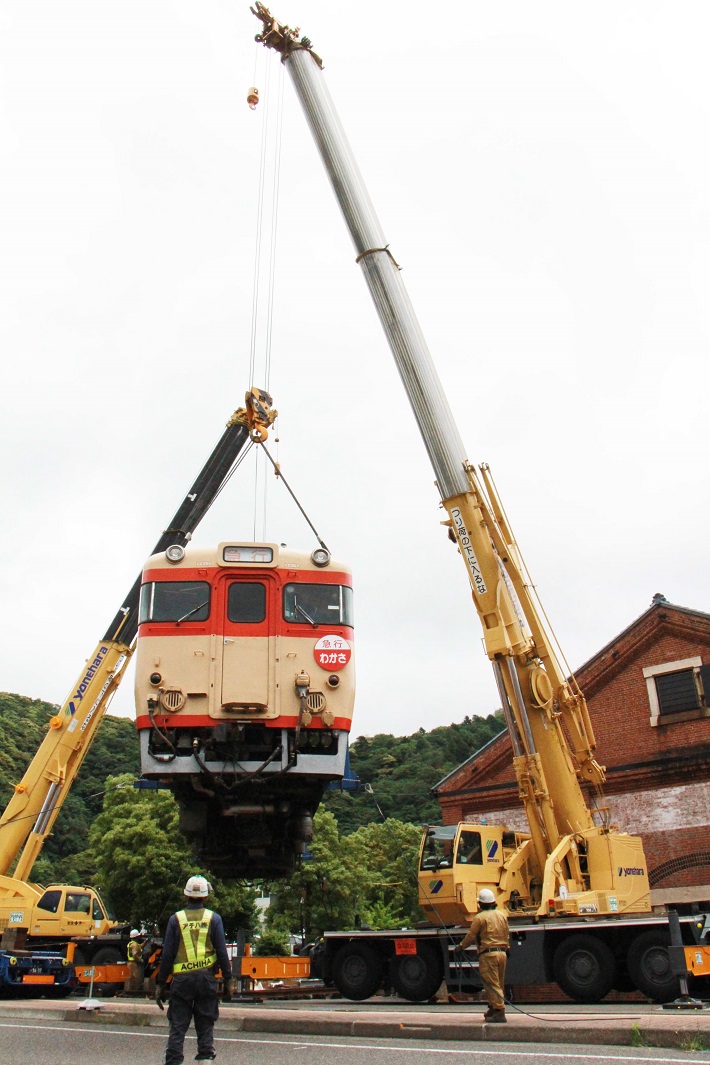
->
[134, 541, 355, 877]
[418, 823, 534, 925]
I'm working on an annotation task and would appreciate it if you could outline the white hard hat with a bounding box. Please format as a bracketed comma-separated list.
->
[477, 888, 496, 904]
[184, 875, 212, 898]
[129, 929, 141, 938]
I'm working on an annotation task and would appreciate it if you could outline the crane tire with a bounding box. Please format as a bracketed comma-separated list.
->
[627, 929, 679, 1002]
[332, 943, 382, 1001]
[390, 944, 443, 1002]
[552, 934, 616, 1002]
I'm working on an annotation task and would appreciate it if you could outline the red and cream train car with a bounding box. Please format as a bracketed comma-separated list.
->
[134, 541, 354, 877]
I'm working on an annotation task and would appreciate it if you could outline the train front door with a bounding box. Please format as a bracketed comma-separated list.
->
[220, 578, 273, 713]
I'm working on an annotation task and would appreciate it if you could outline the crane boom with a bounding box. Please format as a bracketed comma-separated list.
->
[253, 6, 650, 916]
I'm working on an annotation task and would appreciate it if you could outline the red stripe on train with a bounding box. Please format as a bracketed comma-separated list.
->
[135, 714, 352, 731]
[142, 567, 352, 585]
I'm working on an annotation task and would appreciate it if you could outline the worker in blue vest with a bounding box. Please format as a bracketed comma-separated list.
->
[155, 876, 233, 1064]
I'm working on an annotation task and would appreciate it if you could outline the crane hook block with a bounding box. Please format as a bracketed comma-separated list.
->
[247, 86, 260, 110]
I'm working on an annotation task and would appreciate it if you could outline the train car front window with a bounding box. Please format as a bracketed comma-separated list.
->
[139, 581, 210, 623]
[283, 583, 353, 626]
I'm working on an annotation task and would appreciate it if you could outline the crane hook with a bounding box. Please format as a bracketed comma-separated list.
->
[247, 86, 260, 110]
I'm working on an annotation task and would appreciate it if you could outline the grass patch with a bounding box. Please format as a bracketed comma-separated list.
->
[630, 1023, 651, 1048]
[679, 1034, 708, 1053]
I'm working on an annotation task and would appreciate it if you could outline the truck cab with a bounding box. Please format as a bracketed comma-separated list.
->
[0, 882, 117, 945]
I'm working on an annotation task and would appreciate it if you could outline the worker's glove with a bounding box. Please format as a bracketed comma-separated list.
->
[454, 944, 466, 956]
[155, 985, 166, 1011]
[222, 979, 233, 1003]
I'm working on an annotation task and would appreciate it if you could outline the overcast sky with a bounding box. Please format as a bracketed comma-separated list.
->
[1, 1, 708, 741]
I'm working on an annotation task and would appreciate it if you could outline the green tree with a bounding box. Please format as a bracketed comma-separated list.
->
[267, 810, 362, 940]
[252, 929, 290, 956]
[87, 773, 256, 933]
[347, 819, 423, 928]
[266, 812, 424, 940]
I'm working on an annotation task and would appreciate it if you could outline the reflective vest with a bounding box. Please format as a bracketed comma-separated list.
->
[127, 939, 142, 963]
[173, 908, 217, 974]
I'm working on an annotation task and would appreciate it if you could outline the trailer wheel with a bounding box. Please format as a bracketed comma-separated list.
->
[90, 946, 124, 997]
[391, 944, 443, 1002]
[332, 943, 382, 1001]
[627, 929, 679, 1002]
[552, 934, 616, 1002]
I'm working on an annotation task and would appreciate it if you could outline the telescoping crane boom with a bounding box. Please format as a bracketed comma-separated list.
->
[0, 389, 274, 893]
[252, 5, 650, 921]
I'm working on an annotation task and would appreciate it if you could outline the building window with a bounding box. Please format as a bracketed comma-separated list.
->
[643, 657, 710, 726]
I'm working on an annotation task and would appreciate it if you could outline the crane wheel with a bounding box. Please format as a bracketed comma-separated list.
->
[552, 934, 616, 1002]
[332, 943, 382, 1000]
[390, 943, 442, 1001]
[626, 929, 679, 1002]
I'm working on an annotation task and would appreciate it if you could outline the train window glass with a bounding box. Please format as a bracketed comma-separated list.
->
[37, 890, 62, 914]
[139, 581, 210, 623]
[227, 582, 266, 623]
[283, 583, 354, 626]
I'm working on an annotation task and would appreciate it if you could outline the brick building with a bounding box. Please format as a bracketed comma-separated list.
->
[434, 594, 710, 906]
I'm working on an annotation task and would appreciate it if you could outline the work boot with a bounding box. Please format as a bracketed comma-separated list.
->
[485, 1009, 506, 1023]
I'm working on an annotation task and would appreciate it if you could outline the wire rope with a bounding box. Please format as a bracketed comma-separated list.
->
[245, 46, 285, 542]
[248, 48, 270, 390]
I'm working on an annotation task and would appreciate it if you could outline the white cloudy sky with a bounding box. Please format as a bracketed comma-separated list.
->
[1, 1, 708, 741]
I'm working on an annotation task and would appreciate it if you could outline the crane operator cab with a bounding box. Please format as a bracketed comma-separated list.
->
[418, 823, 535, 925]
[134, 541, 355, 878]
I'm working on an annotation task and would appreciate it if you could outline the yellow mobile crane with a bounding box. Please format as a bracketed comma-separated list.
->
[253, 6, 709, 1004]
[0, 391, 274, 987]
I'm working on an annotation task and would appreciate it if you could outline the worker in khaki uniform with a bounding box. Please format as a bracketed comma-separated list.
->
[125, 928, 144, 992]
[155, 876, 233, 1064]
[458, 887, 509, 1023]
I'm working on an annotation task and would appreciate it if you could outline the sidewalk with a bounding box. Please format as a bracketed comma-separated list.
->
[0, 995, 709, 1049]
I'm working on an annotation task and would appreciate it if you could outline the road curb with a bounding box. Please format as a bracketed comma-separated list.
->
[0, 1000, 708, 1049]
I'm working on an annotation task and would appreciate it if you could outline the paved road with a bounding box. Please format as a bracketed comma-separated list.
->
[0, 1017, 708, 1065]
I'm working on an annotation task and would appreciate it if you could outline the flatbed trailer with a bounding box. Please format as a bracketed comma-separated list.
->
[313, 912, 710, 1004]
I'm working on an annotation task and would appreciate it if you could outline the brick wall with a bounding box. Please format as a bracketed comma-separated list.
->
[436, 600, 710, 896]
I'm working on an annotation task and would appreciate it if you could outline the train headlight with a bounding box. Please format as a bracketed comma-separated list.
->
[310, 547, 331, 568]
[165, 544, 185, 564]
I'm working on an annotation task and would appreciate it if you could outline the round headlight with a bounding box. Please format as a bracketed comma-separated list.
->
[311, 547, 331, 568]
[165, 544, 185, 564]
